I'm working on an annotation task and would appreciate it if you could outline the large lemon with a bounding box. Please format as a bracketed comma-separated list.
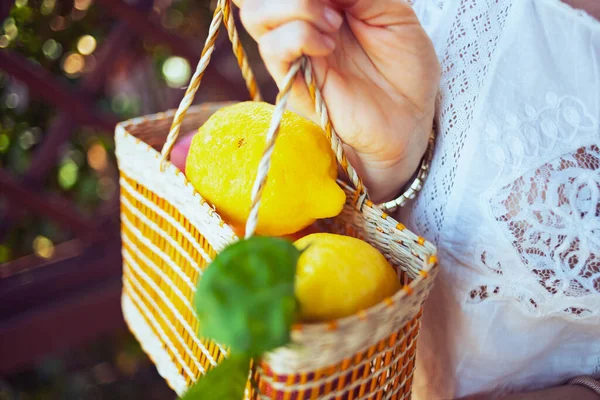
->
[294, 233, 401, 322]
[186, 102, 346, 236]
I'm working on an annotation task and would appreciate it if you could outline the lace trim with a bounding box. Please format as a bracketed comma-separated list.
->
[471, 144, 600, 318]
[408, 0, 514, 243]
[483, 93, 599, 177]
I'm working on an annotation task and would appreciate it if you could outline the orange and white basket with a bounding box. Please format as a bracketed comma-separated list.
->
[114, 0, 438, 398]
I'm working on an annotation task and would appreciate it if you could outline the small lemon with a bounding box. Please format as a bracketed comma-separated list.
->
[186, 102, 346, 236]
[293, 233, 401, 322]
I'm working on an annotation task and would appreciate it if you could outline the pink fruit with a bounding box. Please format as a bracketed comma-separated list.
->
[170, 131, 196, 171]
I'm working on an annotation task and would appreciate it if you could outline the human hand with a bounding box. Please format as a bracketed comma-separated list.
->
[232, 0, 440, 202]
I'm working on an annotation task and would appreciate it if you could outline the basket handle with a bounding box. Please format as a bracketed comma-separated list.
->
[159, 0, 367, 238]
[160, 0, 261, 164]
[244, 57, 365, 238]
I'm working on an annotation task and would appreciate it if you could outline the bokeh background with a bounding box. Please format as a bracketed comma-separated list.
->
[0, 0, 275, 398]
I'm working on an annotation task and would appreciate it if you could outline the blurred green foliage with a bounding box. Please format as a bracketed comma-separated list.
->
[0, 0, 213, 262]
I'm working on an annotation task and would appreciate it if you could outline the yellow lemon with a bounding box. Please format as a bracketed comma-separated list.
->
[185, 102, 346, 236]
[293, 233, 401, 322]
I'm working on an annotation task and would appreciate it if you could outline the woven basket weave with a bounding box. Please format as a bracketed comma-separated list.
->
[115, 1, 438, 398]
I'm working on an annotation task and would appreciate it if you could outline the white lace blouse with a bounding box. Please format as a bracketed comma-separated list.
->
[401, 0, 600, 398]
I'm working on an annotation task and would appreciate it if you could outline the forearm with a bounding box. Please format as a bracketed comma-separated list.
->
[498, 385, 599, 400]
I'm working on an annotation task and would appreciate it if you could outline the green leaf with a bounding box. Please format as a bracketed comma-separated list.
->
[179, 354, 250, 400]
[195, 236, 300, 357]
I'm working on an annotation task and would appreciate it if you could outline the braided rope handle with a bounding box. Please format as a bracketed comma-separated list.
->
[160, 0, 261, 165]
[302, 61, 364, 197]
[245, 58, 367, 237]
[223, 0, 262, 103]
[244, 60, 301, 238]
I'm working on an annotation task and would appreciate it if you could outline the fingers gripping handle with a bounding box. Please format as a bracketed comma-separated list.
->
[157, 0, 366, 238]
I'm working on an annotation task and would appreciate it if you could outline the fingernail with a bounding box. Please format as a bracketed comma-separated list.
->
[323, 36, 336, 50]
[324, 7, 343, 30]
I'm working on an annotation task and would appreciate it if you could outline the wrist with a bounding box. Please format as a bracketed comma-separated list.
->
[348, 120, 432, 204]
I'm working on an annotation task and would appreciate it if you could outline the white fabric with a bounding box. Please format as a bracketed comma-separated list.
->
[402, 0, 600, 398]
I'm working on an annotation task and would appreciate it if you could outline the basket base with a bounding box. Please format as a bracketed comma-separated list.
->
[122, 292, 189, 396]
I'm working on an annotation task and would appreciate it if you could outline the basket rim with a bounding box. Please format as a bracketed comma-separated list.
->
[115, 101, 239, 134]
[291, 186, 437, 333]
[115, 103, 439, 333]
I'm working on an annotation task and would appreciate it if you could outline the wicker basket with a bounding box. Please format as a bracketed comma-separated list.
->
[115, 1, 438, 398]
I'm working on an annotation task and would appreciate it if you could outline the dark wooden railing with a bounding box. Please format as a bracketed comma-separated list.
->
[0, 0, 274, 375]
